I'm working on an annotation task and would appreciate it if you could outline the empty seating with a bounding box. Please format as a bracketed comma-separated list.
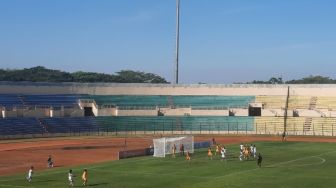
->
[0, 94, 23, 108]
[95, 116, 255, 132]
[22, 94, 84, 108]
[0, 118, 45, 135]
[40, 117, 99, 133]
[90, 95, 254, 109]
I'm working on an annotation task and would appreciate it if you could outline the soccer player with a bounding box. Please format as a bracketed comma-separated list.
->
[257, 153, 263, 168]
[220, 147, 225, 162]
[47, 155, 53, 168]
[68, 169, 75, 187]
[240, 143, 244, 151]
[212, 137, 216, 145]
[215, 144, 220, 156]
[180, 144, 185, 156]
[207, 147, 213, 160]
[186, 151, 191, 161]
[253, 145, 257, 158]
[282, 131, 287, 141]
[82, 169, 88, 186]
[239, 149, 243, 161]
[26, 166, 34, 183]
[172, 144, 176, 158]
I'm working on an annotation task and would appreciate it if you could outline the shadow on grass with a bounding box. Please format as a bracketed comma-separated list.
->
[88, 182, 108, 186]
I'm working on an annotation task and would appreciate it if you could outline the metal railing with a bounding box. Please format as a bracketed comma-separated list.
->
[1, 122, 336, 140]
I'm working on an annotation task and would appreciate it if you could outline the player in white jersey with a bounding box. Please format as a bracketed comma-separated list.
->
[253, 145, 257, 158]
[220, 147, 225, 161]
[250, 144, 254, 156]
[240, 143, 244, 150]
[26, 166, 34, 182]
[68, 169, 75, 186]
[239, 149, 243, 161]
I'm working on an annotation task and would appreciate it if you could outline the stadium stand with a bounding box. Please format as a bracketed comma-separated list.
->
[94, 116, 254, 133]
[22, 94, 84, 108]
[90, 95, 254, 109]
[0, 94, 23, 108]
[40, 117, 99, 133]
[0, 118, 45, 135]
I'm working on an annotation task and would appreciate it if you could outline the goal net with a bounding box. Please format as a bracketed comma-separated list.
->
[153, 136, 194, 157]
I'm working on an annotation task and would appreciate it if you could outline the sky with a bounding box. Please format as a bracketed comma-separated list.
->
[1, 0, 336, 84]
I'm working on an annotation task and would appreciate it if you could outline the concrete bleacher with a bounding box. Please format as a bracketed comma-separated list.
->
[40, 117, 99, 133]
[0, 118, 45, 135]
[90, 95, 254, 109]
[288, 96, 311, 109]
[310, 117, 336, 136]
[0, 94, 84, 109]
[255, 96, 286, 109]
[316, 97, 336, 110]
[22, 94, 84, 108]
[254, 117, 306, 135]
[95, 116, 254, 133]
[0, 94, 23, 108]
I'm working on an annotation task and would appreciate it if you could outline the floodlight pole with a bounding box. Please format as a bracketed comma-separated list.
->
[174, 0, 180, 84]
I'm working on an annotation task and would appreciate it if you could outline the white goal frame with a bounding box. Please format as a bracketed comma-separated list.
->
[153, 136, 194, 157]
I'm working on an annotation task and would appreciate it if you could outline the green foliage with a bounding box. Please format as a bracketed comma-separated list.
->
[247, 76, 336, 84]
[1, 141, 335, 188]
[286, 75, 335, 84]
[0, 66, 168, 83]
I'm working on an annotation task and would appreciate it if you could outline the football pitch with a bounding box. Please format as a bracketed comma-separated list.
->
[1, 141, 336, 188]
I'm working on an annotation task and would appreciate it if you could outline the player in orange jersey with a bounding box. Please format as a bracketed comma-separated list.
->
[207, 147, 213, 160]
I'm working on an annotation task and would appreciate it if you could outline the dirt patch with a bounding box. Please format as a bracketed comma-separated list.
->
[0, 135, 335, 176]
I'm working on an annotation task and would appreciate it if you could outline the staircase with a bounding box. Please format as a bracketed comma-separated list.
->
[175, 117, 182, 132]
[309, 96, 317, 110]
[168, 96, 175, 108]
[303, 117, 312, 132]
[17, 95, 26, 106]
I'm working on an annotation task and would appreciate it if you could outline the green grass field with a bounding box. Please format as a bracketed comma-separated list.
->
[1, 141, 336, 188]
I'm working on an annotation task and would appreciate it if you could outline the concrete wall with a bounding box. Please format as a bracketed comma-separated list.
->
[2, 82, 336, 96]
[70, 109, 84, 117]
[229, 108, 248, 116]
[3, 110, 18, 118]
[296, 109, 322, 117]
[97, 108, 117, 116]
[23, 109, 50, 117]
[51, 110, 63, 117]
[160, 108, 191, 116]
[261, 109, 277, 116]
[191, 110, 229, 116]
[117, 110, 158, 116]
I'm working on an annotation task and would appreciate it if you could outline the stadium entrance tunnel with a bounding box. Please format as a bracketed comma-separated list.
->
[84, 107, 94, 116]
[249, 103, 262, 116]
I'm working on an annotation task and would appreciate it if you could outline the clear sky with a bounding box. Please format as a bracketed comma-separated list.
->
[1, 0, 336, 84]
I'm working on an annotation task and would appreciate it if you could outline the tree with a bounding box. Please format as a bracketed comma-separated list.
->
[0, 66, 169, 83]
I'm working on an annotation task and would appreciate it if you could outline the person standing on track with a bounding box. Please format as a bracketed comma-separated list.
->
[282, 131, 287, 141]
[47, 155, 54, 168]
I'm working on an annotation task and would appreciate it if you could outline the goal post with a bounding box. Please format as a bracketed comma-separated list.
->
[153, 136, 194, 157]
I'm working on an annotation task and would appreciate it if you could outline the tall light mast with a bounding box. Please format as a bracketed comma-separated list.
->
[174, 0, 180, 84]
